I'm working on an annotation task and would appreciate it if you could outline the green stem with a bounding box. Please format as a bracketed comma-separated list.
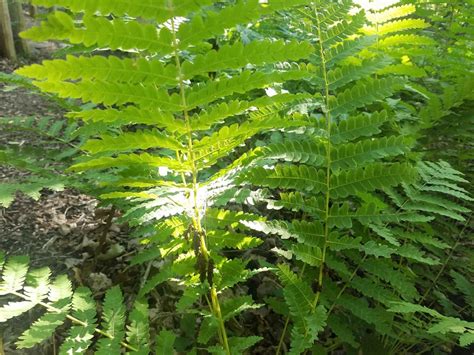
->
[310, 3, 332, 313]
[275, 317, 290, 355]
[170, 16, 230, 355]
[211, 287, 230, 354]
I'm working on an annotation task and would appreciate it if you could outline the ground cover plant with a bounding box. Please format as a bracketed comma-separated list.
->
[0, 0, 472, 354]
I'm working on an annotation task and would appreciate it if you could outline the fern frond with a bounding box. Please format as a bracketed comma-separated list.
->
[69, 153, 188, 173]
[327, 57, 392, 90]
[245, 164, 327, 193]
[156, 329, 176, 354]
[364, 18, 430, 36]
[320, 12, 366, 48]
[126, 299, 150, 354]
[96, 286, 126, 353]
[177, 0, 312, 48]
[366, 4, 416, 24]
[362, 259, 419, 301]
[16, 298, 71, 349]
[182, 40, 313, 77]
[261, 139, 325, 165]
[316, 0, 353, 29]
[191, 94, 308, 132]
[185, 68, 312, 110]
[68, 107, 185, 133]
[329, 110, 389, 144]
[331, 136, 412, 169]
[58, 288, 97, 354]
[207, 230, 262, 251]
[291, 244, 323, 266]
[0, 256, 30, 295]
[330, 162, 417, 198]
[325, 36, 376, 66]
[22, 12, 174, 54]
[16, 55, 178, 85]
[277, 264, 327, 354]
[329, 78, 402, 116]
[378, 63, 427, 77]
[83, 129, 183, 154]
[378, 34, 436, 48]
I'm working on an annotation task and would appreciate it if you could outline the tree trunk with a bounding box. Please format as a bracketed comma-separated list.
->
[29, 1, 36, 17]
[0, 0, 16, 60]
[8, 0, 29, 56]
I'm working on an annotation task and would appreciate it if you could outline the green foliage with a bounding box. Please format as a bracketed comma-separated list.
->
[240, 0, 473, 353]
[1, 0, 472, 354]
[0, 253, 151, 352]
[12, 0, 319, 353]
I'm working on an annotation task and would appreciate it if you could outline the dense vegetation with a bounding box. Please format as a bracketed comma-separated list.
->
[0, 0, 472, 354]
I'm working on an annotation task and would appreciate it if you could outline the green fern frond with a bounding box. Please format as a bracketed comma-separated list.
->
[69, 153, 189, 173]
[126, 299, 150, 354]
[364, 18, 429, 36]
[156, 329, 176, 354]
[0, 256, 30, 295]
[68, 107, 185, 133]
[277, 264, 327, 354]
[0, 253, 150, 353]
[378, 34, 436, 48]
[16, 298, 71, 349]
[260, 139, 326, 165]
[59, 287, 97, 354]
[315, 0, 354, 28]
[83, 129, 183, 154]
[329, 110, 389, 144]
[32, 0, 213, 22]
[327, 57, 393, 90]
[329, 77, 403, 116]
[366, 4, 416, 24]
[291, 244, 323, 266]
[331, 136, 412, 169]
[96, 287, 126, 353]
[23, 12, 175, 54]
[321, 12, 366, 47]
[325, 36, 376, 66]
[378, 63, 427, 77]
[245, 164, 327, 193]
[330, 162, 417, 198]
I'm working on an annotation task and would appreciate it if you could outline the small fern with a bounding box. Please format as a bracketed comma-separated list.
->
[0, 252, 153, 353]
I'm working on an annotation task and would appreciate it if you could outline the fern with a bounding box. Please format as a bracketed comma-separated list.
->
[356, 0, 433, 78]
[0, 114, 95, 207]
[0, 254, 150, 352]
[15, 1, 318, 353]
[240, 1, 472, 353]
[5, 0, 472, 353]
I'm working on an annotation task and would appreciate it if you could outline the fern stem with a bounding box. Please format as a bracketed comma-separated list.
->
[11, 291, 138, 352]
[420, 217, 470, 303]
[326, 255, 368, 316]
[210, 287, 231, 354]
[310, 4, 332, 312]
[169, 15, 230, 354]
[275, 317, 290, 355]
